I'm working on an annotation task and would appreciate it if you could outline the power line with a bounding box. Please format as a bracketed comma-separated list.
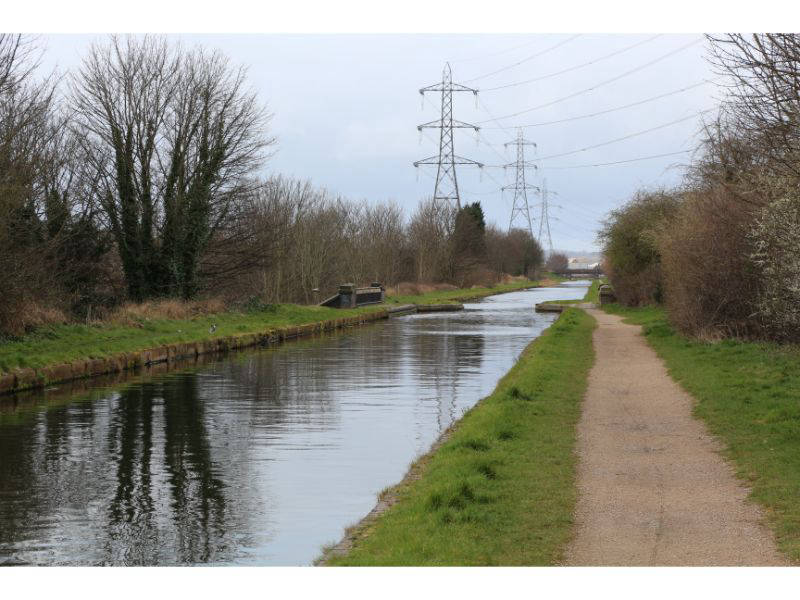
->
[484, 168, 505, 186]
[482, 111, 708, 169]
[460, 188, 503, 196]
[550, 202, 608, 223]
[532, 110, 713, 162]
[547, 218, 599, 236]
[463, 34, 583, 83]
[481, 80, 714, 129]
[476, 132, 512, 164]
[449, 37, 541, 64]
[542, 149, 692, 169]
[546, 198, 608, 218]
[482, 35, 661, 92]
[476, 95, 517, 143]
[477, 37, 705, 124]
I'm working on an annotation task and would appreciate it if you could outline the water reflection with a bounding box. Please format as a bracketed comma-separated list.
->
[0, 282, 589, 565]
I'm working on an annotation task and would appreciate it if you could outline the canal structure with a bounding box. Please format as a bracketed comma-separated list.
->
[320, 283, 386, 309]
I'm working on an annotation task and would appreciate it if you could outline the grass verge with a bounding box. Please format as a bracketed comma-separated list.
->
[0, 304, 383, 374]
[603, 303, 800, 563]
[325, 308, 596, 565]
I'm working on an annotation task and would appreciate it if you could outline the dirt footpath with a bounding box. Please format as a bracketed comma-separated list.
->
[564, 308, 787, 566]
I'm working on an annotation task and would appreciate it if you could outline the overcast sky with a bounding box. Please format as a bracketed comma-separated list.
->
[40, 34, 718, 253]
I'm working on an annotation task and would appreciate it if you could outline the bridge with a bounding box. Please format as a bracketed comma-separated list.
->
[554, 268, 604, 279]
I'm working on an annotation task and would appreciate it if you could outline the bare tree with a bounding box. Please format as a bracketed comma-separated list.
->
[545, 252, 569, 273]
[71, 35, 275, 300]
[0, 34, 40, 95]
[408, 198, 454, 282]
[0, 34, 70, 334]
[706, 34, 800, 182]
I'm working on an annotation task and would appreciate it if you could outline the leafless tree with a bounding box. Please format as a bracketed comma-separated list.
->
[71, 35, 275, 300]
[407, 198, 454, 283]
[707, 34, 800, 182]
[545, 252, 569, 273]
[0, 34, 71, 334]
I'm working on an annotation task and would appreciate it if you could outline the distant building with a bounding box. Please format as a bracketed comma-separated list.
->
[568, 257, 601, 271]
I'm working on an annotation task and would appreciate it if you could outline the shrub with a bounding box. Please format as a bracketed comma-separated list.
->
[750, 196, 800, 341]
[545, 252, 568, 273]
[107, 298, 227, 326]
[599, 189, 681, 306]
[659, 185, 764, 339]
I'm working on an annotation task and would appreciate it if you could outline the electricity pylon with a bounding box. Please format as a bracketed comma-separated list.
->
[414, 63, 483, 209]
[502, 128, 538, 236]
[538, 178, 554, 254]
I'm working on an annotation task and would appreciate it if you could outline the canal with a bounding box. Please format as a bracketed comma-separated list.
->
[0, 282, 589, 565]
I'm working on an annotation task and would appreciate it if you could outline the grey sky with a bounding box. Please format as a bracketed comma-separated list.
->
[40, 33, 717, 252]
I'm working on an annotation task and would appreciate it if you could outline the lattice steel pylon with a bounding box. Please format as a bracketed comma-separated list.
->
[414, 63, 483, 209]
[502, 128, 538, 235]
[538, 177, 555, 254]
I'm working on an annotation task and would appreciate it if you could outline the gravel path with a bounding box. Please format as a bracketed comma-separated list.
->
[564, 308, 786, 566]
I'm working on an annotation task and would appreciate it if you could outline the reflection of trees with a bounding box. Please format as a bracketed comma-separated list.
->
[215, 335, 344, 431]
[0, 416, 39, 563]
[0, 395, 102, 564]
[406, 312, 486, 431]
[161, 376, 227, 564]
[0, 373, 244, 565]
[105, 384, 156, 564]
[101, 377, 231, 565]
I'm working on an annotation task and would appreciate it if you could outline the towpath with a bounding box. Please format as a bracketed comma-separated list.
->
[565, 308, 786, 566]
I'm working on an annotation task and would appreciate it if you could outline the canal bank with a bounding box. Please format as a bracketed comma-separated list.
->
[0, 279, 548, 396]
[323, 302, 596, 565]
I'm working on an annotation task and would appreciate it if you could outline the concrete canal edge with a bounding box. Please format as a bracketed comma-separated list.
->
[535, 303, 566, 313]
[387, 303, 464, 315]
[0, 302, 471, 397]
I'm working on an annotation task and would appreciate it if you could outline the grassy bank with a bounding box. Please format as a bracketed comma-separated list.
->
[0, 280, 556, 377]
[0, 304, 383, 374]
[604, 303, 800, 562]
[326, 308, 596, 565]
[385, 277, 556, 306]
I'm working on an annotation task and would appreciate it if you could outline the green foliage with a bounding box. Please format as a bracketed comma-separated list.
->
[241, 296, 279, 313]
[604, 303, 800, 562]
[599, 189, 681, 306]
[449, 202, 488, 283]
[327, 308, 596, 565]
[461, 202, 486, 232]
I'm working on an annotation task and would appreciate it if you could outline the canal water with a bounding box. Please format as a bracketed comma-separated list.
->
[0, 282, 589, 565]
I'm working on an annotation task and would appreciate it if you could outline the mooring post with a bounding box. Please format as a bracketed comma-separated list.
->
[339, 283, 357, 308]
